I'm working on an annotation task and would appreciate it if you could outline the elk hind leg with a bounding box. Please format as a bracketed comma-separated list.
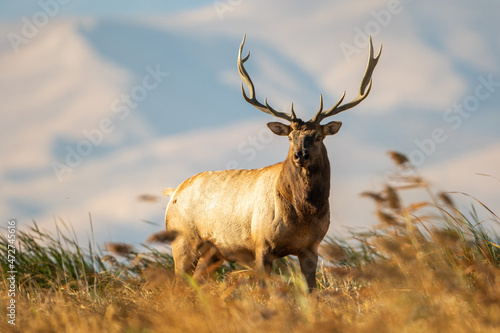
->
[193, 243, 224, 280]
[172, 237, 201, 276]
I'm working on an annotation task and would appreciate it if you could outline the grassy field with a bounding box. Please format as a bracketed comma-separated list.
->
[2, 152, 500, 333]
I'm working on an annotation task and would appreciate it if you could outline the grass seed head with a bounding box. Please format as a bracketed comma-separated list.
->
[360, 191, 386, 204]
[137, 194, 160, 202]
[320, 243, 347, 262]
[385, 186, 401, 212]
[438, 192, 456, 209]
[105, 242, 134, 257]
[146, 230, 179, 244]
[387, 150, 410, 167]
[377, 210, 400, 226]
[101, 254, 118, 265]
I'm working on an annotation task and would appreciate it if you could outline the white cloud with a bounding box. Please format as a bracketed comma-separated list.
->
[0, 20, 131, 171]
[446, 26, 497, 72]
[415, 2, 499, 73]
[3, 120, 271, 236]
[422, 143, 500, 218]
[332, 143, 500, 234]
[1, 1, 499, 246]
[3, 115, 385, 241]
[355, 37, 466, 112]
[147, 0, 472, 114]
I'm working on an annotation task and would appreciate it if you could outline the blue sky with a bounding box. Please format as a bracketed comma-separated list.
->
[0, 1, 208, 20]
[1, 0, 499, 245]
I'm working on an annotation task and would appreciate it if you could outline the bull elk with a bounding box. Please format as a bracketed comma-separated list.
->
[163, 35, 381, 291]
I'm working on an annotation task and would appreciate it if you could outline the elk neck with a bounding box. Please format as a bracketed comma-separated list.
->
[277, 144, 331, 219]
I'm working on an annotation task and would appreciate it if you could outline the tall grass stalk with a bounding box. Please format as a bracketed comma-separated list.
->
[1, 151, 500, 332]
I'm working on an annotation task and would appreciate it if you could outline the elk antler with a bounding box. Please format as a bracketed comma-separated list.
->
[238, 34, 297, 122]
[310, 36, 382, 124]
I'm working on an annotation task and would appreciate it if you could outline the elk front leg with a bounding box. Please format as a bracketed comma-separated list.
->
[298, 249, 318, 292]
[255, 247, 273, 288]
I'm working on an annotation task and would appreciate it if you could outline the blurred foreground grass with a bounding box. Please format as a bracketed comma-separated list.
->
[1, 151, 499, 333]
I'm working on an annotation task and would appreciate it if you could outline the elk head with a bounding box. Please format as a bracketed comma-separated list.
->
[237, 35, 382, 168]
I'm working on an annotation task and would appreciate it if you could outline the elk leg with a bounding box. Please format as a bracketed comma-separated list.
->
[172, 238, 200, 276]
[193, 244, 224, 280]
[255, 248, 273, 287]
[298, 249, 318, 292]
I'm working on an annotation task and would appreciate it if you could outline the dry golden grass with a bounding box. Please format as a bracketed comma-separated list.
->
[2, 152, 500, 332]
[2, 254, 500, 333]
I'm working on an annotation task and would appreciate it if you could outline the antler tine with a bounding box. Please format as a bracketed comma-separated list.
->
[311, 92, 346, 123]
[290, 103, 297, 120]
[238, 34, 296, 122]
[311, 36, 382, 124]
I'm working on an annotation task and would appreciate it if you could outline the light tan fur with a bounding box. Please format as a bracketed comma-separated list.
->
[163, 36, 381, 291]
[162, 188, 176, 197]
[165, 142, 329, 289]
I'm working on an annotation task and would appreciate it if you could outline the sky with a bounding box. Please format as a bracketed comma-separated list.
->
[1, 0, 499, 246]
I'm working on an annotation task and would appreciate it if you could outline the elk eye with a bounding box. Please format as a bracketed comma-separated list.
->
[315, 135, 322, 142]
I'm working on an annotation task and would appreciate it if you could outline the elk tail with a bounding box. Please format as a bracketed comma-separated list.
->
[162, 188, 176, 197]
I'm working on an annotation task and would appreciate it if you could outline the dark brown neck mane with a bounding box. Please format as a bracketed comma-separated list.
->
[277, 145, 331, 219]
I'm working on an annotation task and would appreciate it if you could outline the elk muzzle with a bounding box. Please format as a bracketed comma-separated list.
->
[293, 149, 310, 167]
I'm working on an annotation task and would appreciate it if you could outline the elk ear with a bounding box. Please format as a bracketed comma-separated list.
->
[267, 122, 291, 136]
[322, 121, 342, 136]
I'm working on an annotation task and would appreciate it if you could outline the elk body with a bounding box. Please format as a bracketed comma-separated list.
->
[164, 36, 381, 291]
